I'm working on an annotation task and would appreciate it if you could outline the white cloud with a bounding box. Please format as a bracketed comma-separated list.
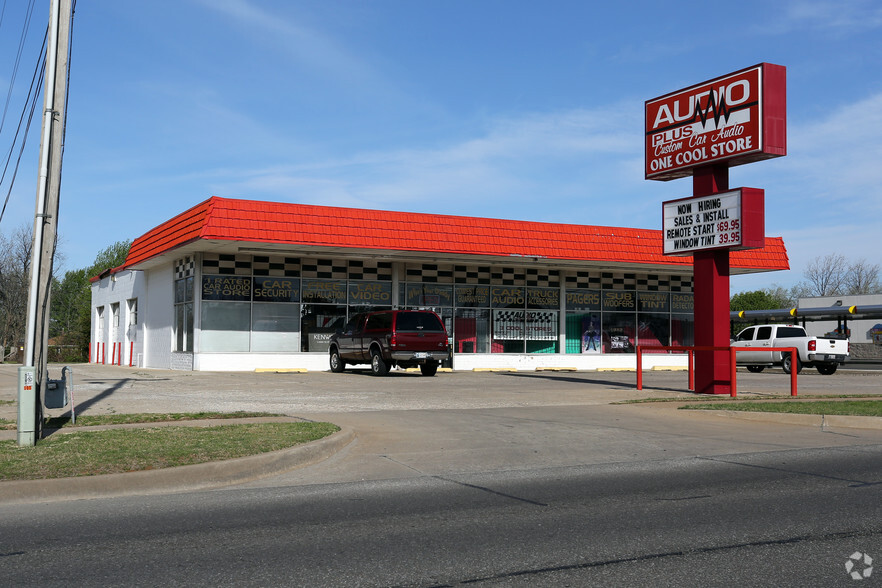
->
[206, 102, 643, 219]
[195, 0, 384, 91]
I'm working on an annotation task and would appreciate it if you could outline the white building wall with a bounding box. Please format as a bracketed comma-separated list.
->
[142, 265, 175, 369]
[90, 270, 145, 366]
[799, 294, 882, 343]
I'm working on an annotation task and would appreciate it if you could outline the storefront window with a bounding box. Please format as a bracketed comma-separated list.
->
[526, 287, 559, 353]
[638, 292, 670, 352]
[174, 275, 194, 352]
[454, 308, 489, 353]
[453, 286, 490, 354]
[491, 286, 525, 353]
[602, 312, 636, 353]
[602, 290, 636, 353]
[251, 303, 300, 352]
[201, 301, 251, 352]
[565, 289, 601, 354]
[300, 304, 347, 352]
[671, 293, 695, 347]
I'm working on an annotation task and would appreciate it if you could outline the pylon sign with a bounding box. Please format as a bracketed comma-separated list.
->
[645, 63, 786, 395]
[645, 63, 786, 181]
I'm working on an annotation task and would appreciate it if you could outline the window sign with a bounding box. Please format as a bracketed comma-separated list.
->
[302, 279, 347, 304]
[638, 291, 670, 312]
[602, 290, 636, 312]
[253, 277, 300, 302]
[455, 285, 490, 307]
[202, 276, 252, 301]
[491, 286, 524, 308]
[566, 289, 601, 311]
[527, 287, 559, 309]
[672, 293, 694, 313]
[526, 311, 557, 340]
[349, 282, 393, 305]
[406, 284, 453, 307]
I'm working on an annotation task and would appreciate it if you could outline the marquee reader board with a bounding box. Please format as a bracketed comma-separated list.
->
[662, 188, 765, 256]
[645, 63, 786, 181]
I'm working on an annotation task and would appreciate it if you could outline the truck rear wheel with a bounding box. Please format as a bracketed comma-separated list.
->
[782, 352, 803, 375]
[816, 363, 838, 375]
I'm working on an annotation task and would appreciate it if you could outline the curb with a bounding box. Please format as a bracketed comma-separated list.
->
[695, 410, 882, 430]
[0, 425, 355, 505]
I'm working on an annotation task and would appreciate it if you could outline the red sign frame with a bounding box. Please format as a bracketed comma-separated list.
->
[645, 63, 786, 181]
[661, 187, 765, 256]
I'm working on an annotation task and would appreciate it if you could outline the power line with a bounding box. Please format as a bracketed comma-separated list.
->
[0, 29, 45, 225]
[0, 0, 39, 138]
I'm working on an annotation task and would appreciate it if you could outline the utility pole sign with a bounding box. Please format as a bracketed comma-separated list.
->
[645, 63, 786, 395]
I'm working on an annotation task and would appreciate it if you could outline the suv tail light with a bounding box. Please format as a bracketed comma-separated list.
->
[808, 340, 816, 352]
[389, 333, 397, 348]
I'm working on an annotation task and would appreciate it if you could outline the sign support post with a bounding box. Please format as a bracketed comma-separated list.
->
[692, 164, 730, 394]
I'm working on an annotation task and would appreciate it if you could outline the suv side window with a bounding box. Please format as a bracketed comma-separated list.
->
[736, 327, 755, 342]
[756, 326, 773, 340]
[365, 313, 393, 331]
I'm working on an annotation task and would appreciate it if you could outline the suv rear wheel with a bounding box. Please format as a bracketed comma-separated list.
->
[370, 349, 390, 376]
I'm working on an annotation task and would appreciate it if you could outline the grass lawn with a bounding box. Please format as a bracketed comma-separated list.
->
[679, 400, 882, 417]
[0, 414, 338, 481]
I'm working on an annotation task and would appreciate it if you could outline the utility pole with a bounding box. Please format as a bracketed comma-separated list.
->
[18, 0, 73, 446]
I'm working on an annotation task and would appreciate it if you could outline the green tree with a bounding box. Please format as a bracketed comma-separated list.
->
[730, 288, 792, 312]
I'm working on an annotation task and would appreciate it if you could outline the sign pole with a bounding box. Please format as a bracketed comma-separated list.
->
[692, 165, 731, 394]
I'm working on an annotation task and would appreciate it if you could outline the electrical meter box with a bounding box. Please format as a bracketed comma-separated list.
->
[45, 372, 69, 409]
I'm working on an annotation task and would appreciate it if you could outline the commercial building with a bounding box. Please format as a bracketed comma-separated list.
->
[90, 196, 788, 371]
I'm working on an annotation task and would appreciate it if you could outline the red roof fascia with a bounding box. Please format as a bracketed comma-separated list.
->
[124, 198, 215, 268]
[122, 196, 789, 272]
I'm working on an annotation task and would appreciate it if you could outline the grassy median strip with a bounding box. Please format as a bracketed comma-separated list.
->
[679, 400, 882, 417]
[0, 420, 339, 481]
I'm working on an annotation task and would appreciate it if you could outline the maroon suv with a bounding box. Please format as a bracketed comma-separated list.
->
[328, 310, 449, 376]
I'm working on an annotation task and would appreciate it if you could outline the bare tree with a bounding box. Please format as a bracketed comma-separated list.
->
[844, 259, 881, 295]
[795, 254, 882, 299]
[802, 253, 847, 297]
[0, 225, 33, 360]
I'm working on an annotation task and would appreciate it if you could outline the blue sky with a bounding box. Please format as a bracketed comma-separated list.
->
[1, 0, 880, 293]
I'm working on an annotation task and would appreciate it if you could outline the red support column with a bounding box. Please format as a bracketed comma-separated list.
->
[693, 165, 732, 395]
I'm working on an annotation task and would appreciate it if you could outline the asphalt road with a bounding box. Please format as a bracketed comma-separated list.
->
[2, 445, 880, 586]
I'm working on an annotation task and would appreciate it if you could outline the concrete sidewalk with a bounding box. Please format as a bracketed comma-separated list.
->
[2, 363, 881, 503]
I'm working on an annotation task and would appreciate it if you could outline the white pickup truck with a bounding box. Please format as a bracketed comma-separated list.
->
[731, 324, 849, 375]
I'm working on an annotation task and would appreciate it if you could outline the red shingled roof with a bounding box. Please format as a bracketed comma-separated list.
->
[122, 196, 789, 272]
